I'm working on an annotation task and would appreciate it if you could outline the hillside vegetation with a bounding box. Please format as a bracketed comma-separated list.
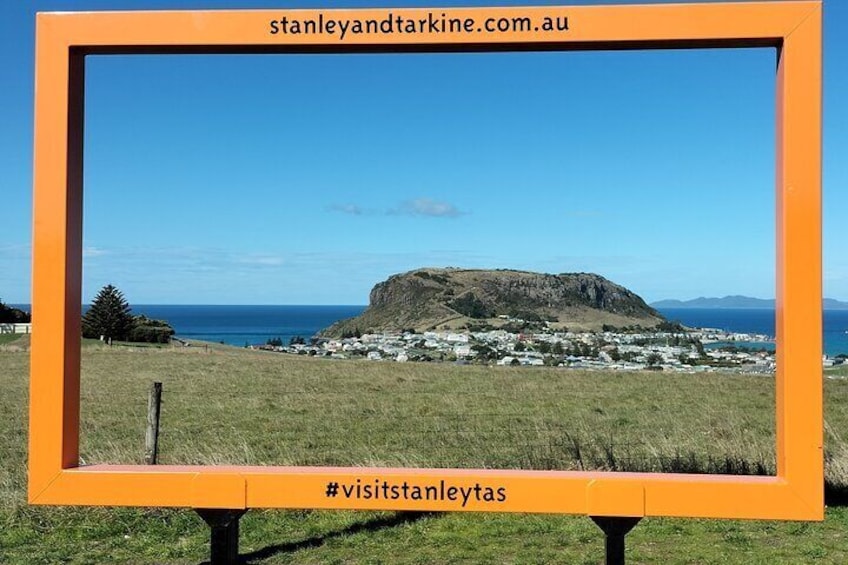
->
[323, 268, 663, 337]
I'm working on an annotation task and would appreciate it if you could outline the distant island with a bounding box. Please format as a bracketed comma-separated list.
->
[321, 267, 664, 337]
[651, 295, 848, 310]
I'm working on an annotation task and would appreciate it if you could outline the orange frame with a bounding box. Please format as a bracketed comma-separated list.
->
[30, 2, 822, 520]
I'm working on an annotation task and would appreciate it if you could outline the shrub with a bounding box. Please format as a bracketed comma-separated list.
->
[127, 315, 175, 344]
[449, 293, 493, 319]
[646, 352, 663, 367]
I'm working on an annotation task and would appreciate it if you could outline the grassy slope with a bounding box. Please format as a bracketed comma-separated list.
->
[2, 345, 848, 563]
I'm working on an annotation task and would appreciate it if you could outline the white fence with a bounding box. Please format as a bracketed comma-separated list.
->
[0, 323, 31, 334]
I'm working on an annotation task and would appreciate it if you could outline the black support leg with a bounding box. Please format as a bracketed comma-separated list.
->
[590, 516, 641, 565]
[196, 509, 247, 565]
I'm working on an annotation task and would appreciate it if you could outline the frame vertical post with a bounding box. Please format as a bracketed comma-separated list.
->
[773, 5, 822, 507]
[29, 19, 86, 500]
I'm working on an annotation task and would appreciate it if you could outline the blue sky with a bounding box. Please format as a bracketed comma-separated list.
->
[1, 0, 846, 305]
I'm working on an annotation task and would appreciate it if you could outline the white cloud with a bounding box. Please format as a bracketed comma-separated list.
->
[83, 246, 109, 258]
[327, 198, 465, 218]
[391, 198, 464, 218]
[328, 203, 365, 216]
[238, 255, 285, 267]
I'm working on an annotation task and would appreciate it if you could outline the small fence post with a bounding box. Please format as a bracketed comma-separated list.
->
[144, 381, 162, 464]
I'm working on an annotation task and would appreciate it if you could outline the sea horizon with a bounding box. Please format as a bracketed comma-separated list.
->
[9, 303, 848, 356]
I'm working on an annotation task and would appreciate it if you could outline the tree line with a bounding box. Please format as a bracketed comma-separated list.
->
[0, 300, 31, 324]
[82, 284, 174, 344]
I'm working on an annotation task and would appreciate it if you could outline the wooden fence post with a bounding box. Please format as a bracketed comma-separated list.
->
[144, 381, 162, 464]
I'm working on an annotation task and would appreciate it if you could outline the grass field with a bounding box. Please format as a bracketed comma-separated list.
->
[0, 333, 24, 346]
[2, 344, 848, 563]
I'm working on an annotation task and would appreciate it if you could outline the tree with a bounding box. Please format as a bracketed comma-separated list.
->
[0, 299, 30, 323]
[691, 338, 707, 358]
[471, 343, 498, 363]
[657, 320, 685, 333]
[645, 352, 663, 367]
[82, 284, 133, 341]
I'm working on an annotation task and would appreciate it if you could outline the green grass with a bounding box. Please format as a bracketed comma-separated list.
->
[73, 348, 782, 470]
[3, 345, 848, 563]
[826, 363, 848, 378]
[0, 333, 23, 346]
[81, 337, 172, 349]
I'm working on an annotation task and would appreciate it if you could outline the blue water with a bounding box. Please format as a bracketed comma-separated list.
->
[125, 305, 366, 347]
[11, 303, 848, 355]
[11, 303, 366, 346]
[657, 308, 848, 357]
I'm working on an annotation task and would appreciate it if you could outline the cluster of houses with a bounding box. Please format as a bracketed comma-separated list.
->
[252, 325, 783, 373]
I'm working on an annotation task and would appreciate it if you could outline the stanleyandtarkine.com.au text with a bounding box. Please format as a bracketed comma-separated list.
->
[269, 12, 570, 41]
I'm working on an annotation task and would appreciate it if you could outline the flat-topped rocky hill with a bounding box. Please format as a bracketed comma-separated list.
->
[321, 268, 664, 336]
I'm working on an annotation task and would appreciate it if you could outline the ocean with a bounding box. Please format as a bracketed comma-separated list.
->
[130, 305, 848, 356]
[10, 304, 848, 356]
[130, 304, 366, 347]
[657, 307, 848, 357]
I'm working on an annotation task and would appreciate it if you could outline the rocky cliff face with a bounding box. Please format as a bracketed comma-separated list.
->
[322, 268, 663, 336]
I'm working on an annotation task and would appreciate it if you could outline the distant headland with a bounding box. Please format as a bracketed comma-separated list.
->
[321, 267, 664, 337]
[651, 296, 848, 310]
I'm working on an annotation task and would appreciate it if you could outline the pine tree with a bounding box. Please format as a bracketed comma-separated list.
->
[82, 284, 133, 341]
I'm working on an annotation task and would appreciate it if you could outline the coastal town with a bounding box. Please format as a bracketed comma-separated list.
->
[253, 321, 782, 374]
[236, 268, 848, 373]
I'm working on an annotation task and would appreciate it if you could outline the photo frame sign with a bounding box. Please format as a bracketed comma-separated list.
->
[30, 1, 822, 520]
